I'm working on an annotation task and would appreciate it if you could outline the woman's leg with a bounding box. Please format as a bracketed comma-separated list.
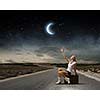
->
[58, 69, 70, 84]
[56, 68, 68, 84]
[64, 72, 71, 84]
[64, 77, 70, 84]
[56, 68, 62, 84]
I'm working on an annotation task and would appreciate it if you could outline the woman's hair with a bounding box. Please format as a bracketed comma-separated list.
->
[71, 55, 77, 62]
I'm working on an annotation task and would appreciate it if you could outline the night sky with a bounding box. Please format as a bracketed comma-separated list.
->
[0, 10, 100, 63]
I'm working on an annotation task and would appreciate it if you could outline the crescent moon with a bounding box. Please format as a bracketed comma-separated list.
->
[46, 23, 55, 35]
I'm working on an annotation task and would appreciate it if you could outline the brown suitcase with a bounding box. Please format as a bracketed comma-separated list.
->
[70, 75, 79, 84]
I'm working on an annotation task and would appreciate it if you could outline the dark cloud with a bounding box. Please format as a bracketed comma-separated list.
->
[35, 46, 60, 57]
[34, 46, 66, 63]
[15, 52, 22, 55]
[5, 59, 16, 63]
[36, 54, 44, 57]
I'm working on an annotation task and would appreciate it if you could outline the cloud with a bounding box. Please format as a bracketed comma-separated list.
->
[34, 46, 67, 61]
[0, 33, 100, 63]
[35, 54, 44, 57]
[34, 46, 70, 63]
[78, 59, 99, 64]
[5, 59, 16, 63]
[35, 46, 60, 57]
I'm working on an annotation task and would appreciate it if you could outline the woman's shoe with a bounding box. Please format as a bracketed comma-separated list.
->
[67, 78, 70, 84]
[56, 80, 61, 84]
[64, 79, 68, 84]
[56, 77, 61, 84]
[64, 77, 70, 84]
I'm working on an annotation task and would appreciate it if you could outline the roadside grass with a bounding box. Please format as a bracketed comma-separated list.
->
[0, 63, 100, 80]
[77, 64, 100, 73]
[53, 63, 100, 73]
[0, 63, 53, 80]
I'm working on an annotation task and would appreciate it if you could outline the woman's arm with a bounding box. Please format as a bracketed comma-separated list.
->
[60, 48, 69, 63]
[63, 54, 69, 63]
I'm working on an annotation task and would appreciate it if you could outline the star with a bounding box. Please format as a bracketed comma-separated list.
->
[59, 23, 64, 26]
[20, 27, 24, 31]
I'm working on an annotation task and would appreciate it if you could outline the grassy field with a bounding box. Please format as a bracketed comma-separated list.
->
[0, 63, 100, 80]
[77, 64, 100, 73]
[0, 63, 53, 80]
[52, 63, 100, 73]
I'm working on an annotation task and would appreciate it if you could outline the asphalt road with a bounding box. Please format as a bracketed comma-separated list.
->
[0, 68, 100, 90]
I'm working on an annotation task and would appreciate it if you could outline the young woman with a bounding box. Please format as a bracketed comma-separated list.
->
[56, 48, 77, 84]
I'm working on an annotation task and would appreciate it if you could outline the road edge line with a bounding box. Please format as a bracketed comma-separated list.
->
[77, 70, 100, 82]
[0, 69, 53, 83]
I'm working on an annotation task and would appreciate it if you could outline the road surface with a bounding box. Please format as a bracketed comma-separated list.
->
[0, 68, 100, 90]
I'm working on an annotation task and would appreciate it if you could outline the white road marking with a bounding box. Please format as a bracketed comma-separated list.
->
[0, 69, 53, 83]
[77, 71, 100, 82]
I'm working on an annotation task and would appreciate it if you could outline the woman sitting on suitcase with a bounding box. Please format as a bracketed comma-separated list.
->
[56, 48, 77, 84]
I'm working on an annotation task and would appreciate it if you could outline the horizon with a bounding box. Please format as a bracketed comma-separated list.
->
[0, 62, 100, 65]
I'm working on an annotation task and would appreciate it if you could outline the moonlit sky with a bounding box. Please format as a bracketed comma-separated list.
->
[0, 10, 100, 63]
